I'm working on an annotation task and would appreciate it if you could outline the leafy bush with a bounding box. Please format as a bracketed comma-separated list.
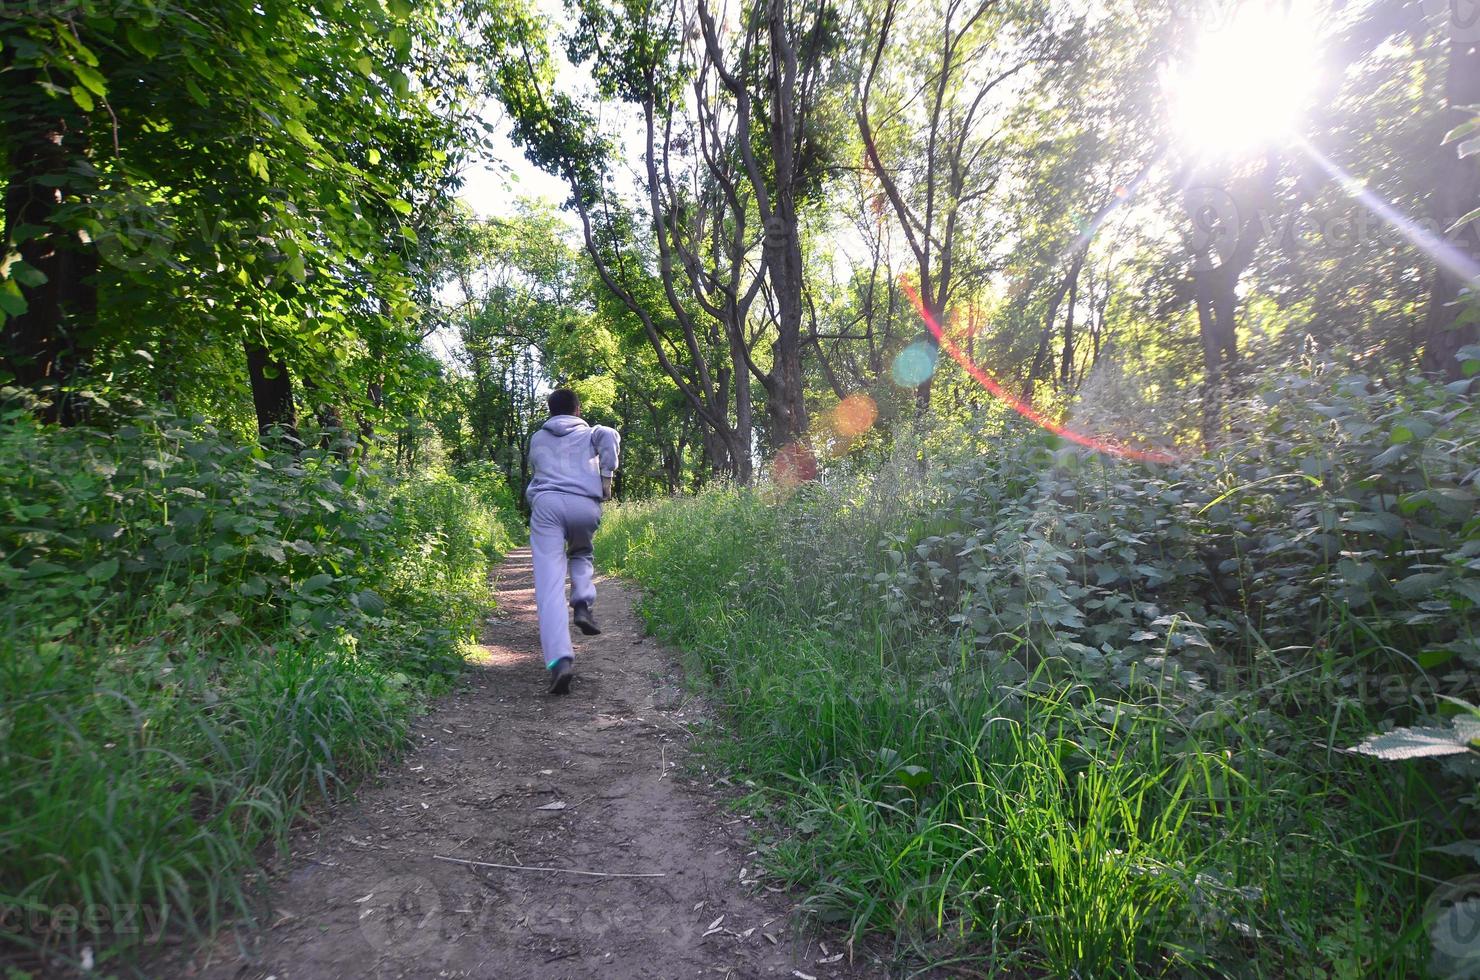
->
[0, 401, 515, 969]
[598, 365, 1478, 975]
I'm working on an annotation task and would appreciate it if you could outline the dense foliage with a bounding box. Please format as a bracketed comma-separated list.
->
[6, 0, 1480, 972]
[599, 365, 1480, 974]
[0, 402, 515, 968]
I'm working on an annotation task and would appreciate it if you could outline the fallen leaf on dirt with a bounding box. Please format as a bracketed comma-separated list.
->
[353, 893, 374, 904]
[818, 953, 843, 964]
[535, 801, 567, 811]
[792, 972, 817, 980]
[706, 915, 724, 931]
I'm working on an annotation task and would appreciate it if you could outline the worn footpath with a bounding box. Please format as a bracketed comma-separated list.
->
[181, 548, 881, 980]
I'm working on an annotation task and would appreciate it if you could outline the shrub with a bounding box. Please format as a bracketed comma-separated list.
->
[0, 401, 514, 969]
[598, 364, 1478, 975]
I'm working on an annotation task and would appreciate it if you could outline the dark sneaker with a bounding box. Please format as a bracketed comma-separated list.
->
[548, 657, 574, 695]
[572, 601, 602, 636]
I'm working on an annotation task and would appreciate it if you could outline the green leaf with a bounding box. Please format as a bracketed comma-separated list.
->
[0, 281, 27, 317]
[389, 197, 414, 215]
[300, 573, 334, 593]
[1349, 717, 1480, 760]
[1445, 117, 1480, 146]
[389, 70, 411, 99]
[389, 26, 412, 58]
[1337, 558, 1378, 586]
[284, 118, 319, 149]
[70, 86, 95, 113]
[86, 558, 119, 581]
[1449, 204, 1480, 232]
[8, 261, 48, 288]
[71, 63, 107, 97]
[126, 24, 161, 58]
[1395, 571, 1449, 598]
[896, 765, 933, 791]
[1428, 841, 1480, 865]
[353, 589, 386, 614]
[387, 0, 415, 18]
[248, 151, 270, 181]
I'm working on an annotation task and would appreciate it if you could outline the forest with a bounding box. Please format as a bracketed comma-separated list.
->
[3, 0, 1480, 975]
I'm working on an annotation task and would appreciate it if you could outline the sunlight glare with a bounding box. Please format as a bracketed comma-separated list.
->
[1167, 3, 1323, 159]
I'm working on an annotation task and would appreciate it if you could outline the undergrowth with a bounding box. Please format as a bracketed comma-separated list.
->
[0, 404, 517, 972]
[598, 365, 1479, 977]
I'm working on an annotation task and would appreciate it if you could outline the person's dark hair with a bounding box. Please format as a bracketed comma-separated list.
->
[547, 388, 580, 417]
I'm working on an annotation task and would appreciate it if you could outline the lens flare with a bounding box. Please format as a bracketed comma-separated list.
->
[832, 393, 878, 439]
[1296, 136, 1480, 286]
[898, 279, 1175, 464]
[819, 392, 879, 458]
[892, 341, 939, 387]
[772, 441, 818, 486]
[1166, 2, 1322, 160]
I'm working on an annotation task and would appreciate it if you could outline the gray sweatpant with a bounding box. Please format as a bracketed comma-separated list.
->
[529, 491, 602, 667]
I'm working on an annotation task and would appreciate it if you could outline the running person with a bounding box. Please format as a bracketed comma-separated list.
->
[524, 388, 620, 694]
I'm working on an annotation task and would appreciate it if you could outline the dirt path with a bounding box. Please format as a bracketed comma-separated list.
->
[186, 549, 877, 980]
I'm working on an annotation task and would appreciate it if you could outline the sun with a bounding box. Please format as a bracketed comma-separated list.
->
[1166, 2, 1324, 160]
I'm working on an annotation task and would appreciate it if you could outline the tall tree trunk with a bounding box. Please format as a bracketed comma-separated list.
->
[729, 335, 754, 483]
[2, 76, 96, 424]
[757, 0, 809, 449]
[1421, 34, 1480, 378]
[244, 340, 298, 445]
[1185, 158, 1274, 384]
[1059, 269, 1078, 388]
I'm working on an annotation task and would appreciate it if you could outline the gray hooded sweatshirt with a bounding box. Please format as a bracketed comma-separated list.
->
[525, 415, 621, 503]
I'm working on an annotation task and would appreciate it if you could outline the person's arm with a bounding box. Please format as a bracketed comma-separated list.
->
[593, 426, 620, 500]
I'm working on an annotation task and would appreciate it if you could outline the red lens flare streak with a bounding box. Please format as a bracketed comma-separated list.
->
[898, 279, 1175, 464]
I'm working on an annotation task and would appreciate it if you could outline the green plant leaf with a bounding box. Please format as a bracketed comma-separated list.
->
[0, 281, 28, 317]
[86, 558, 119, 581]
[1349, 718, 1480, 760]
[897, 765, 933, 791]
[71, 63, 107, 97]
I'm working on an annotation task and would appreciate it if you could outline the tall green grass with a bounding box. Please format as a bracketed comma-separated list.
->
[598, 463, 1455, 975]
[0, 406, 517, 971]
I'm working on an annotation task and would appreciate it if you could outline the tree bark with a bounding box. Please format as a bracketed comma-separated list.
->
[1059, 263, 1079, 388]
[245, 340, 299, 445]
[2, 74, 96, 424]
[695, 0, 813, 450]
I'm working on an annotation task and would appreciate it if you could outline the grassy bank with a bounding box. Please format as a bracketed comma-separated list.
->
[598, 370, 1478, 976]
[0, 406, 517, 971]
